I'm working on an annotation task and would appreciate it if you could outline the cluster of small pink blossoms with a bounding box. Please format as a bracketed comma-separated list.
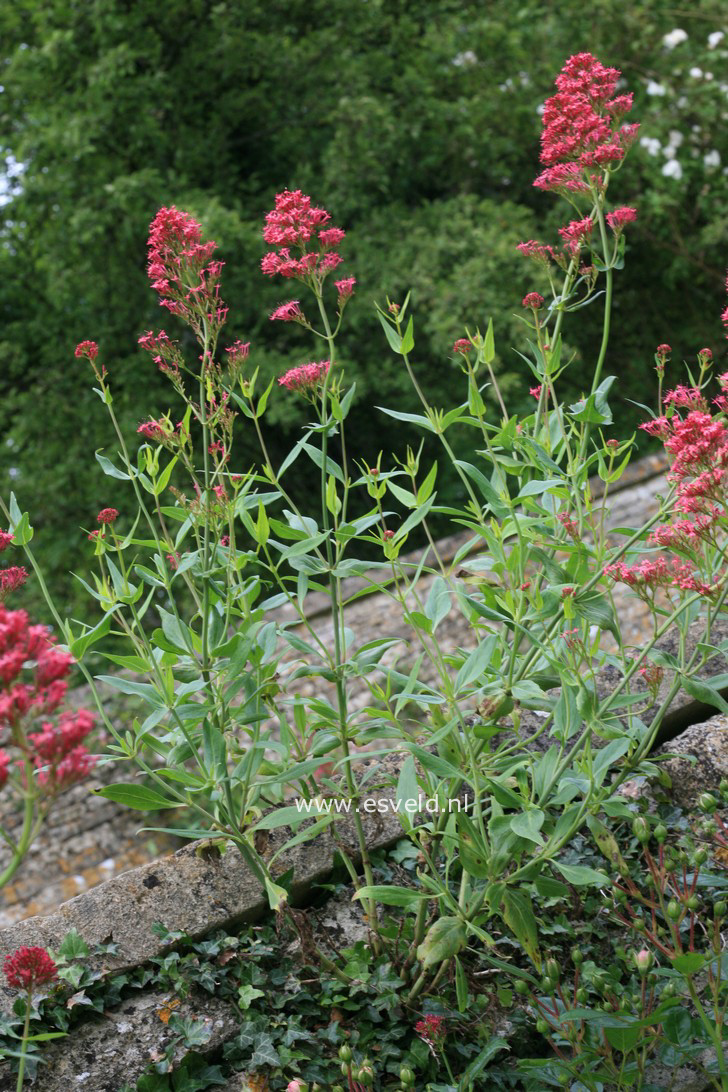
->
[0, 605, 96, 793]
[145, 207, 226, 329]
[262, 190, 346, 281]
[137, 329, 184, 377]
[606, 206, 638, 233]
[3, 946, 58, 991]
[415, 1014, 447, 1051]
[277, 360, 331, 397]
[603, 557, 716, 598]
[536, 52, 639, 192]
[607, 350, 728, 598]
[0, 529, 27, 602]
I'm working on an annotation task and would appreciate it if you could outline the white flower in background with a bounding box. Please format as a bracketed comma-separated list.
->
[663, 28, 688, 49]
[646, 80, 667, 96]
[662, 159, 683, 179]
[452, 50, 477, 67]
[704, 150, 721, 168]
[690, 66, 704, 78]
[640, 136, 661, 156]
[668, 130, 684, 149]
[708, 31, 725, 48]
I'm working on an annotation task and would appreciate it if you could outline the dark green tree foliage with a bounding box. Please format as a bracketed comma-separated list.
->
[1, 0, 726, 615]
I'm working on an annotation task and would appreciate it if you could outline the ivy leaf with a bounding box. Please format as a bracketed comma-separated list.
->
[250, 1033, 281, 1068]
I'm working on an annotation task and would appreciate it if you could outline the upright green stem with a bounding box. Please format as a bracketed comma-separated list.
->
[314, 290, 379, 940]
[16, 991, 32, 1092]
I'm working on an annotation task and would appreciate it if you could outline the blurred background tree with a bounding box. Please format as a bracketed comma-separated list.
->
[1, 0, 726, 618]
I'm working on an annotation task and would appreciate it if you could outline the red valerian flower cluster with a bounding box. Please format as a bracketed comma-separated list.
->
[145, 206, 227, 335]
[606, 206, 638, 233]
[137, 329, 184, 377]
[607, 355, 728, 599]
[453, 338, 472, 355]
[535, 52, 639, 192]
[522, 292, 545, 310]
[0, 605, 96, 794]
[277, 360, 331, 396]
[0, 529, 26, 602]
[415, 1014, 447, 1051]
[74, 340, 99, 361]
[96, 508, 119, 525]
[261, 190, 347, 284]
[0, 566, 27, 600]
[270, 300, 305, 323]
[3, 946, 58, 991]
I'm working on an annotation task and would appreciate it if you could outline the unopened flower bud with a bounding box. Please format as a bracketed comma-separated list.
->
[667, 899, 681, 921]
[338, 1046, 352, 1063]
[654, 824, 668, 844]
[571, 947, 583, 966]
[606, 438, 619, 450]
[632, 816, 650, 844]
[697, 793, 718, 814]
[546, 958, 560, 983]
[399, 1067, 415, 1087]
[634, 949, 653, 976]
[714, 901, 726, 919]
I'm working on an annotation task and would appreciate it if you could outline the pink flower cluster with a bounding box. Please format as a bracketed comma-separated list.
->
[74, 340, 99, 361]
[415, 1013, 446, 1050]
[535, 52, 639, 192]
[559, 217, 593, 254]
[0, 605, 96, 793]
[270, 299, 305, 323]
[137, 329, 184, 376]
[0, 524, 26, 601]
[261, 190, 347, 283]
[277, 359, 331, 396]
[604, 557, 715, 597]
[606, 206, 638, 232]
[3, 946, 58, 991]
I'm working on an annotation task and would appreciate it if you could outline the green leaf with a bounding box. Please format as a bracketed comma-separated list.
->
[680, 675, 728, 714]
[515, 478, 565, 500]
[96, 783, 178, 810]
[455, 955, 469, 1013]
[377, 311, 403, 353]
[416, 915, 467, 969]
[95, 450, 131, 480]
[605, 1023, 641, 1052]
[456, 812, 490, 878]
[68, 613, 112, 659]
[510, 809, 545, 846]
[554, 862, 611, 887]
[377, 406, 435, 432]
[353, 885, 428, 907]
[671, 952, 705, 975]
[662, 1006, 693, 1046]
[573, 591, 619, 639]
[400, 314, 415, 354]
[425, 575, 451, 631]
[500, 888, 541, 971]
[483, 317, 495, 363]
[237, 984, 265, 1010]
[95, 675, 163, 706]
